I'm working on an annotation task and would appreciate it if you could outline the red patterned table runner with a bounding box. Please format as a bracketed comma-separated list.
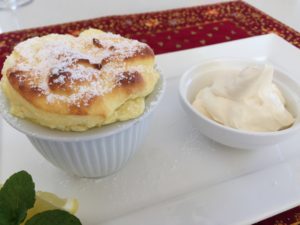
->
[1, 0, 300, 74]
[1, 1, 300, 224]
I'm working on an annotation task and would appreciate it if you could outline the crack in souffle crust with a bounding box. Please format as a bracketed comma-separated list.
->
[0, 29, 159, 131]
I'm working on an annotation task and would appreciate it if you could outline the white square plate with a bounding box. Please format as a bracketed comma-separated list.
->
[1, 34, 300, 225]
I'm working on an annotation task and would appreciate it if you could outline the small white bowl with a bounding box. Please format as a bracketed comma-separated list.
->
[0, 73, 165, 178]
[179, 58, 300, 149]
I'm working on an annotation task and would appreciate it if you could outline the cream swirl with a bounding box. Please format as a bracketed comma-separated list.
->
[192, 64, 295, 132]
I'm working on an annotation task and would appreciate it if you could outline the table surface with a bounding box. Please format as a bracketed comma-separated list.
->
[0, 0, 300, 34]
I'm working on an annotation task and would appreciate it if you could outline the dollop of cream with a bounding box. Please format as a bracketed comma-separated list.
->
[192, 64, 295, 132]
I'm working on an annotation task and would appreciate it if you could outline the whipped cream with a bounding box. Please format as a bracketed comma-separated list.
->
[192, 64, 295, 132]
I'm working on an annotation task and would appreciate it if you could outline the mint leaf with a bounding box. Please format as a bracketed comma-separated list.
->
[25, 210, 82, 225]
[0, 171, 35, 225]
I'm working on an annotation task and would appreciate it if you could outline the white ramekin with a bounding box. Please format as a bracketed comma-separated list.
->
[0, 73, 164, 178]
[179, 58, 300, 149]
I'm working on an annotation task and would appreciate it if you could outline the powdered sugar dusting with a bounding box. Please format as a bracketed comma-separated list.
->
[11, 31, 151, 106]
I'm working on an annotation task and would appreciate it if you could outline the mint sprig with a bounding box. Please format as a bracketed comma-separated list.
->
[0, 171, 82, 225]
[0, 171, 35, 225]
[25, 210, 81, 225]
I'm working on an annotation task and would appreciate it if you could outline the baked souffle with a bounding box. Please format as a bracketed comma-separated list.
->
[0, 29, 159, 131]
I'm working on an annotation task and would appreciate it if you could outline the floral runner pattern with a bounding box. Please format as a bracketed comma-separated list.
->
[0, 0, 299, 76]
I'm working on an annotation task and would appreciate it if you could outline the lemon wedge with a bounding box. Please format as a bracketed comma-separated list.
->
[22, 191, 79, 224]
